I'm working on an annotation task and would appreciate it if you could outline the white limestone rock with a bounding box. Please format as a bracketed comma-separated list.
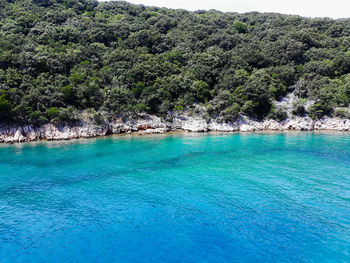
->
[315, 117, 350, 131]
[14, 130, 26, 142]
[181, 117, 208, 132]
[208, 121, 239, 132]
[109, 119, 131, 134]
[263, 120, 283, 130]
[283, 117, 314, 131]
[143, 128, 167, 134]
[239, 124, 257, 132]
[1, 110, 350, 144]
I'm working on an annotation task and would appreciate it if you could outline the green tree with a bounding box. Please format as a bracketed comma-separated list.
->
[0, 90, 14, 120]
[234, 22, 248, 33]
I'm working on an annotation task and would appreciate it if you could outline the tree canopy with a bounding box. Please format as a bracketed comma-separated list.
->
[1, 0, 350, 124]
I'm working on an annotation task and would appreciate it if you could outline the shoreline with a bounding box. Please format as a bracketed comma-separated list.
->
[2, 129, 350, 146]
[1, 114, 350, 144]
[0, 130, 350, 147]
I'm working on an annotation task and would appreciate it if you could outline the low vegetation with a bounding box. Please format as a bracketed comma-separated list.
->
[1, 0, 350, 125]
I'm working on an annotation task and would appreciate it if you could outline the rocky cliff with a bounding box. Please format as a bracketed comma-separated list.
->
[1, 113, 349, 143]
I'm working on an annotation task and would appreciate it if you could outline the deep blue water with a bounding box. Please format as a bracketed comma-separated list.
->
[0, 132, 350, 263]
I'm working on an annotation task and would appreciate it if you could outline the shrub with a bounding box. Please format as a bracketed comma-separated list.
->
[234, 22, 248, 33]
[29, 111, 48, 124]
[0, 90, 13, 121]
[173, 105, 184, 111]
[93, 112, 105, 125]
[61, 86, 76, 103]
[308, 102, 331, 119]
[292, 99, 307, 116]
[192, 81, 211, 103]
[134, 103, 148, 113]
[222, 104, 240, 121]
[333, 108, 349, 118]
[57, 107, 77, 123]
[268, 106, 288, 121]
[46, 107, 60, 120]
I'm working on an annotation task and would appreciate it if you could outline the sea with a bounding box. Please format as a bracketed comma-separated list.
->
[0, 132, 349, 262]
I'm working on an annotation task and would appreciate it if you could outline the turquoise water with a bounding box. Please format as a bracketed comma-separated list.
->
[0, 133, 350, 262]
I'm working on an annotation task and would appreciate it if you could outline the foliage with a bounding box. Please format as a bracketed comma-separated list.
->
[0, 90, 14, 121]
[333, 108, 349, 118]
[234, 22, 248, 33]
[292, 99, 307, 116]
[46, 107, 60, 120]
[268, 105, 288, 121]
[1, 0, 350, 124]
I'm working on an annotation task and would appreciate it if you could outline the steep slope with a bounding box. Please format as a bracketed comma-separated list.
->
[0, 0, 350, 127]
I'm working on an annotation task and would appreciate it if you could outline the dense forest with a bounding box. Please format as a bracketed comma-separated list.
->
[1, 0, 350, 125]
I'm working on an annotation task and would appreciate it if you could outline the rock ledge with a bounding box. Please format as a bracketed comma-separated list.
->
[1, 115, 349, 144]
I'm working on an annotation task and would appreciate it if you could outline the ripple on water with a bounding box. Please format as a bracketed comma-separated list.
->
[0, 133, 349, 263]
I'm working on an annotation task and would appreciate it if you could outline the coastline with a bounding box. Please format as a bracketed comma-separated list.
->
[1, 114, 350, 144]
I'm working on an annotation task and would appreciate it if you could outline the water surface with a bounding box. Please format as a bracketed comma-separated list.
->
[0, 133, 350, 262]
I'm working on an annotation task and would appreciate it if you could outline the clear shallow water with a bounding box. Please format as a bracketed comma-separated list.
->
[0, 133, 350, 263]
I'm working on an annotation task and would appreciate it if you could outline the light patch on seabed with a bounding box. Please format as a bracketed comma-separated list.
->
[0, 133, 349, 262]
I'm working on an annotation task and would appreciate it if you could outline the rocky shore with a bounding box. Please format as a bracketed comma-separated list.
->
[1, 113, 350, 143]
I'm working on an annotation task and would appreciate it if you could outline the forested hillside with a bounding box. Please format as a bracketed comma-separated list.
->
[1, 0, 350, 125]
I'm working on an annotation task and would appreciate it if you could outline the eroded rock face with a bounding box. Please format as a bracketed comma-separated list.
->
[208, 121, 239, 132]
[178, 117, 208, 132]
[314, 117, 350, 131]
[168, 112, 206, 132]
[1, 114, 349, 143]
[0, 115, 171, 143]
[142, 128, 167, 134]
[281, 117, 315, 131]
